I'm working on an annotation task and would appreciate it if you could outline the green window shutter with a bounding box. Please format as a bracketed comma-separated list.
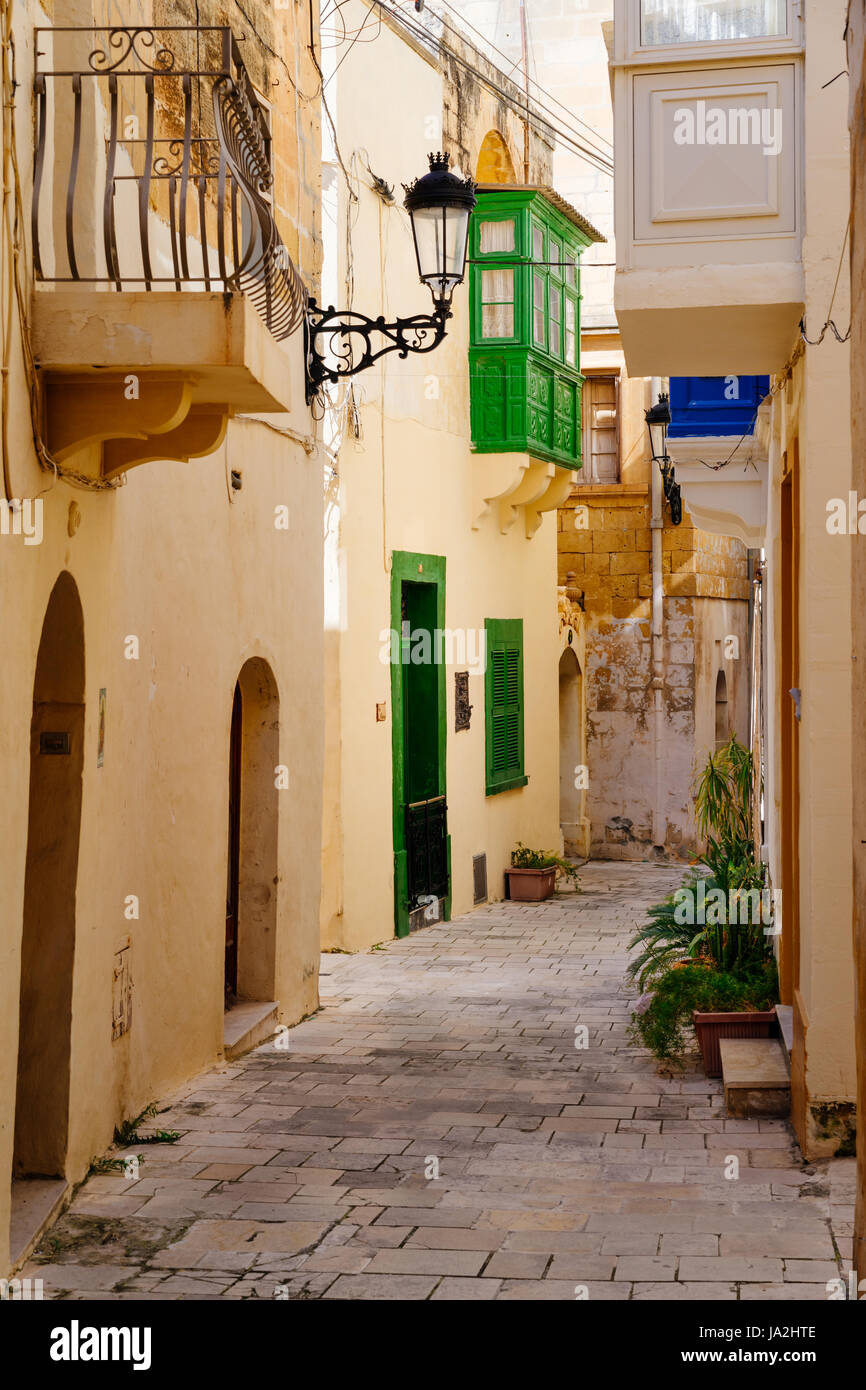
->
[485, 618, 527, 796]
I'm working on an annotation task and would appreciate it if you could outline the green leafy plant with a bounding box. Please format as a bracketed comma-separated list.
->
[627, 871, 707, 988]
[510, 842, 580, 886]
[87, 1153, 143, 1177]
[114, 1101, 179, 1147]
[628, 870, 774, 987]
[631, 960, 779, 1067]
[694, 734, 759, 885]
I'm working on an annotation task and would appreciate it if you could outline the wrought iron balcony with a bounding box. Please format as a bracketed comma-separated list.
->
[33, 25, 305, 342]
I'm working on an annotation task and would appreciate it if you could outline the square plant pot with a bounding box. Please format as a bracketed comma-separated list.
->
[506, 866, 557, 902]
[692, 1009, 778, 1078]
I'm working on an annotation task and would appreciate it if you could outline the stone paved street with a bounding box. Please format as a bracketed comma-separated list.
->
[27, 864, 855, 1301]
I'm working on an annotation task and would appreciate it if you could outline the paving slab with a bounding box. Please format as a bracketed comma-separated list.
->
[26, 864, 849, 1301]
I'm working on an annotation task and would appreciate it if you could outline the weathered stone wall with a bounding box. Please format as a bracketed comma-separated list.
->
[156, 0, 322, 280]
[558, 487, 751, 859]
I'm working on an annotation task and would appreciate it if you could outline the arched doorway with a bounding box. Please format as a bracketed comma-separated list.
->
[476, 129, 517, 184]
[14, 573, 85, 1204]
[559, 646, 585, 855]
[225, 658, 280, 1008]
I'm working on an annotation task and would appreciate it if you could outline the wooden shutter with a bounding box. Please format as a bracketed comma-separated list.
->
[485, 618, 527, 795]
[582, 375, 620, 481]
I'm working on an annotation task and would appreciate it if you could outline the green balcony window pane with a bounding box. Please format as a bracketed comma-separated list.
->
[468, 187, 597, 468]
[480, 218, 515, 253]
[550, 284, 562, 358]
[481, 267, 514, 338]
[565, 298, 576, 364]
[533, 273, 546, 347]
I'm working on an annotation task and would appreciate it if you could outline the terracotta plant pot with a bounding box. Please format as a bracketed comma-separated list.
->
[692, 1009, 777, 1078]
[506, 866, 557, 902]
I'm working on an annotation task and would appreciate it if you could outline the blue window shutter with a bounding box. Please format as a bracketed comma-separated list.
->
[668, 376, 770, 438]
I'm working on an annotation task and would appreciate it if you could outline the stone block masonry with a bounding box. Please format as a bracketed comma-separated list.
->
[558, 488, 751, 859]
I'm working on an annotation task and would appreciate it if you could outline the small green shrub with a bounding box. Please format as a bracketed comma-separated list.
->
[114, 1102, 179, 1147]
[511, 842, 579, 887]
[631, 960, 779, 1067]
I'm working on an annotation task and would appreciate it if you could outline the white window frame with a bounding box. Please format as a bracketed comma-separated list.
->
[616, 0, 802, 66]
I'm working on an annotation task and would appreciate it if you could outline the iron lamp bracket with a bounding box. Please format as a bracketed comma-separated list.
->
[305, 298, 451, 404]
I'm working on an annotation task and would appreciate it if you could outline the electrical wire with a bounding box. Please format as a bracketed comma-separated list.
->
[434, 0, 614, 161]
[309, 0, 359, 200]
[800, 213, 852, 345]
[695, 340, 806, 472]
[372, 1, 614, 177]
[324, 3, 382, 86]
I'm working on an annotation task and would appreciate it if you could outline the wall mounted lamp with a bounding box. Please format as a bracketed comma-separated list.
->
[305, 153, 476, 404]
[645, 391, 683, 526]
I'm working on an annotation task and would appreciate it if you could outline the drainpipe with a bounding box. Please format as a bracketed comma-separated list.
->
[650, 376, 665, 850]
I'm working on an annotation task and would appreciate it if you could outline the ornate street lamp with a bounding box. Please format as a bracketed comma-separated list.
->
[645, 391, 683, 526]
[305, 152, 476, 403]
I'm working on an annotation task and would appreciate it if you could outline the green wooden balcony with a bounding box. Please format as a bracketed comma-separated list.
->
[468, 186, 605, 470]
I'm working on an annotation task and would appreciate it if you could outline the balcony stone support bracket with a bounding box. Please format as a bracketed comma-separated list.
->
[471, 453, 531, 530]
[101, 407, 232, 480]
[498, 460, 556, 535]
[32, 289, 292, 482]
[526, 466, 579, 539]
[668, 426, 770, 548]
[472, 453, 579, 537]
[45, 374, 194, 462]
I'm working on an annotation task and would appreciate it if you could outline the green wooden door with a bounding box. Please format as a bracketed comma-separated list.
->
[402, 581, 439, 803]
[390, 551, 450, 936]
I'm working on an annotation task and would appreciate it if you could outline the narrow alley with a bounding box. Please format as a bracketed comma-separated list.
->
[24, 865, 853, 1302]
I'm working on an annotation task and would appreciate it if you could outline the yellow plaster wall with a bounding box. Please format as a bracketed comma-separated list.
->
[319, 3, 562, 951]
[0, 0, 323, 1274]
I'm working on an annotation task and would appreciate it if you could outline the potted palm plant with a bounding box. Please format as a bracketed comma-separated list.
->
[629, 736, 780, 1075]
[506, 842, 579, 901]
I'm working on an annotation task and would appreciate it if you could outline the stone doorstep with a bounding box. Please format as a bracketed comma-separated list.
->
[9, 1177, 70, 1274]
[719, 1039, 791, 1120]
[408, 899, 446, 933]
[223, 1002, 280, 1061]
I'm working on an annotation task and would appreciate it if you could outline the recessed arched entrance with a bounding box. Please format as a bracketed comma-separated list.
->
[559, 645, 586, 856]
[14, 573, 85, 1195]
[476, 129, 517, 184]
[225, 658, 280, 1008]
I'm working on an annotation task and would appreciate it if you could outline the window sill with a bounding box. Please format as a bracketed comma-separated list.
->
[486, 775, 529, 797]
[571, 482, 647, 497]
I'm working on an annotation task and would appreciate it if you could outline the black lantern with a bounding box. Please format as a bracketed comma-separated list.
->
[644, 391, 682, 526]
[403, 153, 476, 306]
[645, 391, 671, 463]
[305, 153, 476, 403]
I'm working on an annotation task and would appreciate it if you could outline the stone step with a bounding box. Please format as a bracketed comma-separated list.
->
[719, 1037, 791, 1118]
[223, 1000, 279, 1060]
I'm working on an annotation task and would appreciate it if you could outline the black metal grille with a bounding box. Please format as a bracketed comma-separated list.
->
[472, 852, 488, 904]
[405, 795, 448, 904]
[33, 26, 306, 341]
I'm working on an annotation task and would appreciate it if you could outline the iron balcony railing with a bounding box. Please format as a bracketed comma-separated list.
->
[32, 26, 306, 341]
